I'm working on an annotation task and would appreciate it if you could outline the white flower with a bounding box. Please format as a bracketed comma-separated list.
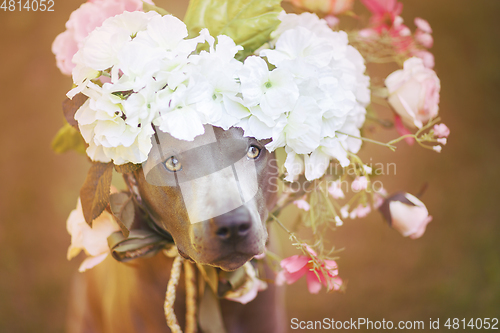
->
[261, 27, 334, 69]
[189, 35, 246, 130]
[270, 11, 336, 41]
[283, 146, 305, 182]
[266, 96, 322, 154]
[71, 11, 236, 164]
[77, 11, 157, 73]
[239, 56, 299, 117]
[257, 12, 369, 181]
[154, 80, 211, 141]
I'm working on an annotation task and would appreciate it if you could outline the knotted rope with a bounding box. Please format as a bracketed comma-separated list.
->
[164, 255, 198, 333]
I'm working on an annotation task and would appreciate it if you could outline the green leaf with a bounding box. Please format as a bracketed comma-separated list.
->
[80, 162, 114, 226]
[110, 192, 135, 238]
[142, 1, 169, 15]
[184, 0, 283, 59]
[51, 123, 87, 155]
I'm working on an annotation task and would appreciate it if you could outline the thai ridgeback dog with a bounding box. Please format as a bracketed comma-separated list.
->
[66, 125, 286, 333]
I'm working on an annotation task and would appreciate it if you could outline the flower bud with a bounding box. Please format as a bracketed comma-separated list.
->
[379, 192, 432, 239]
[385, 57, 441, 129]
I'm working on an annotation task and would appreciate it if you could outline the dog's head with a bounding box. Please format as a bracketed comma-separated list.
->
[132, 125, 278, 271]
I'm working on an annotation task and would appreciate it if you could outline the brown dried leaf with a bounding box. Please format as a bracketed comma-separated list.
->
[80, 162, 113, 226]
[110, 192, 135, 238]
[62, 93, 88, 128]
[114, 163, 141, 174]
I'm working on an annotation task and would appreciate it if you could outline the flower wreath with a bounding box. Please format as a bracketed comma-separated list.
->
[52, 0, 449, 332]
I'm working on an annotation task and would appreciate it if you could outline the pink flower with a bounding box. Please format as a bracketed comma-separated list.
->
[385, 57, 441, 129]
[224, 263, 268, 304]
[433, 123, 450, 138]
[414, 17, 432, 34]
[437, 138, 447, 145]
[349, 204, 371, 219]
[379, 192, 432, 239]
[361, 0, 403, 30]
[293, 197, 311, 211]
[324, 15, 340, 28]
[340, 205, 350, 218]
[432, 145, 442, 153]
[411, 50, 435, 68]
[67, 198, 120, 272]
[290, 0, 355, 15]
[394, 114, 415, 145]
[52, 0, 153, 75]
[277, 246, 342, 293]
[414, 30, 433, 48]
[328, 180, 345, 199]
[351, 176, 368, 192]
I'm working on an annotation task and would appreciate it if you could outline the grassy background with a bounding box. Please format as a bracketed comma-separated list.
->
[0, 0, 499, 332]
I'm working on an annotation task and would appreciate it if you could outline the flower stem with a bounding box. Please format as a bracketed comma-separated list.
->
[336, 131, 397, 151]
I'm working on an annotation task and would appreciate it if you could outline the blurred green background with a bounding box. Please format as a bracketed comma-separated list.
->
[0, 0, 499, 332]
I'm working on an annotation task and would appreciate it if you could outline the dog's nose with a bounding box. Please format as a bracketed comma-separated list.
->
[212, 206, 252, 241]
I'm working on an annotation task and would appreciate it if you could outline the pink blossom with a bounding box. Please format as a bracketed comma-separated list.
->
[394, 114, 415, 145]
[373, 193, 385, 209]
[433, 145, 442, 153]
[277, 247, 342, 293]
[361, 0, 403, 32]
[385, 57, 441, 129]
[414, 30, 433, 48]
[66, 197, 120, 272]
[328, 180, 345, 199]
[52, 0, 153, 75]
[324, 15, 340, 28]
[412, 50, 435, 68]
[358, 28, 378, 39]
[224, 263, 268, 304]
[290, 0, 354, 15]
[361, 0, 403, 21]
[414, 17, 432, 34]
[379, 192, 432, 239]
[340, 205, 350, 218]
[293, 197, 311, 211]
[437, 138, 447, 145]
[433, 123, 450, 138]
[351, 176, 368, 192]
[349, 204, 371, 219]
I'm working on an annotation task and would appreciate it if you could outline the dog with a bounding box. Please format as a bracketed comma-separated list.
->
[66, 125, 286, 333]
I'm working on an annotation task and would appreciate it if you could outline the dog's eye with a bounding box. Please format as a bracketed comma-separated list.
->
[247, 145, 261, 159]
[164, 156, 182, 172]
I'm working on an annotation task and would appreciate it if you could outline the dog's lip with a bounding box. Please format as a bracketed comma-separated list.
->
[178, 246, 258, 270]
[210, 252, 255, 271]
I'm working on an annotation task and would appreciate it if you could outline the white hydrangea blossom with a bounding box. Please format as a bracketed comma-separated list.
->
[252, 12, 370, 181]
[71, 11, 245, 164]
[69, 11, 369, 180]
